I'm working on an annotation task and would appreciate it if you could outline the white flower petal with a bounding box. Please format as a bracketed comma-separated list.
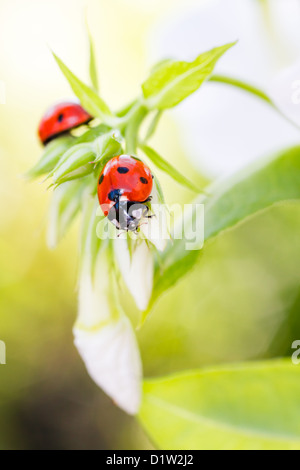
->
[74, 316, 142, 415]
[269, 61, 300, 127]
[140, 205, 169, 252]
[114, 238, 154, 311]
[149, 0, 300, 177]
[77, 260, 111, 329]
[74, 256, 142, 414]
[140, 184, 170, 252]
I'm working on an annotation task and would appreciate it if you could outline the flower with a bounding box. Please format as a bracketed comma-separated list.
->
[113, 180, 170, 310]
[140, 183, 170, 252]
[269, 61, 300, 128]
[149, 0, 300, 177]
[73, 255, 142, 415]
[114, 237, 154, 312]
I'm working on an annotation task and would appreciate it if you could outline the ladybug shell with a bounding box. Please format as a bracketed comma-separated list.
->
[38, 101, 92, 145]
[98, 155, 153, 216]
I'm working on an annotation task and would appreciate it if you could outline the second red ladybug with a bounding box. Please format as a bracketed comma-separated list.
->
[98, 155, 154, 232]
[38, 100, 92, 145]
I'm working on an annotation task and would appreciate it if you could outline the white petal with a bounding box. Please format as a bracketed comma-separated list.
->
[74, 316, 142, 415]
[140, 183, 170, 251]
[269, 61, 300, 127]
[77, 261, 111, 329]
[140, 204, 170, 252]
[148, 0, 300, 177]
[74, 256, 142, 414]
[114, 238, 154, 311]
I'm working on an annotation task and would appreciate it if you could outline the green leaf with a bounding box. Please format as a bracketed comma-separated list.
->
[75, 124, 110, 144]
[52, 52, 113, 121]
[87, 26, 99, 92]
[209, 74, 273, 106]
[52, 144, 95, 184]
[208, 74, 300, 133]
[26, 136, 75, 178]
[150, 145, 300, 307]
[150, 58, 174, 74]
[142, 42, 236, 110]
[153, 173, 165, 205]
[144, 111, 162, 141]
[203, 146, 300, 240]
[93, 131, 123, 163]
[47, 179, 89, 248]
[80, 196, 103, 277]
[139, 360, 300, 450]
[53, 165, 95, 186]
[115, 99, 138, 118]
[138, 201, 300, 373]
[140, 144, 202, 193]
[27, 125, 109, 180]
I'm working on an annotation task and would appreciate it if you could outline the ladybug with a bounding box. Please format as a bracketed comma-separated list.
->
[38, 101, 92, 145]
[97, 155, 154, 232]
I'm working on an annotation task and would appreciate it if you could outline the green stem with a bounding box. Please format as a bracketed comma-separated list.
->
[144, 110, 163, 141]
[116, 99, 145, 130]
[115, 99, 138, 118]
[124, 105, 148, 154]
[209, 74, 300, 132]
[104, 99, 145, 131]
[210, 74, 273, 105]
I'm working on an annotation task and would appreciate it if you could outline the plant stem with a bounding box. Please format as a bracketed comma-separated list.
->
[124, 105, 148, 154]
[209, 74, 300, 132]
[144, 110, 163, 141]
[209, 74, 273, 105]
[115, 99, 138, 118]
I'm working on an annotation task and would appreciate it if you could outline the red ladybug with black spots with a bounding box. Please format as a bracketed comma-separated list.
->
[38, 100, 92, 145]
[97, 155, 154, 232]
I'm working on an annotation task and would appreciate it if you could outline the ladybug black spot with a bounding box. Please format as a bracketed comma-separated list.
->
[140, 177, 148, 184]
[117, 167, 129, 174]
[99, 174, 104, 185]
[57, 113, 64, 123]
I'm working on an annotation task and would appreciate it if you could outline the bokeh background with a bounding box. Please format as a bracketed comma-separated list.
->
[1, 0, 300, 449]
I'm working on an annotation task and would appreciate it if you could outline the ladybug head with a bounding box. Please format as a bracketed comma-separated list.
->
[108, 199, 151, 232]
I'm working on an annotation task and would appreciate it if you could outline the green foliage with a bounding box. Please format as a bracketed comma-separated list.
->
[150, 146, 300, 306]
[137, 201, 300, 382]
[139, 361, 300, 450]
[26, 136, 75, 178]
[87, 24, 99, 92]
[47, 43, 236, 191]
[140, 144, 201, 193]
[93, 131, 123, 163]
[52, 53, 113, 122]
[47, 178, 90, 248]
[29, 30, 300, 449]
[75, 124, 111, 143]
[51, 143, 96, 185]
[142, 43, 236, 109]
[144, 110, 162, 141]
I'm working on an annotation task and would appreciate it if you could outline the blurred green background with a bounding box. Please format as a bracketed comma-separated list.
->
[1, 0, 300, 449]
